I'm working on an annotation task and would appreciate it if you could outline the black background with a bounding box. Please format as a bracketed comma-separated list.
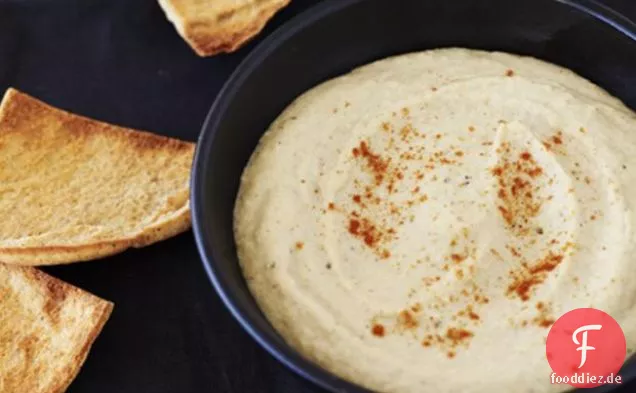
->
[0, 0, 634, 392]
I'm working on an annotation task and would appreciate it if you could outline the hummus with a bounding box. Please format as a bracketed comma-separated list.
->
[234, 48, 636, 393]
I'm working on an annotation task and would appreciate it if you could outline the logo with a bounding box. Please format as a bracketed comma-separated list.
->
[546, 308, 626, 388]
[573, 324, 602, 368]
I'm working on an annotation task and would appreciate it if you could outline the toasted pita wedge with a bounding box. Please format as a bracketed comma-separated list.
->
[0, 263, 113, 393]
[0, 88, 195, 266]
[158, 0, 290, 56]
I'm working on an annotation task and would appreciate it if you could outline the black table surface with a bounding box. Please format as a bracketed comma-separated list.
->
[0, 1, 635, 392]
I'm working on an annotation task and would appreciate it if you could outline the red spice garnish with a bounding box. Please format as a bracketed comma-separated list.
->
[371, 324, 385, 337]
[543, 132, 565, 153]
[397, 310, 419, 330]
[446, 328, 474, 342]
[344, 128, 444, 259]
[347, 215, 385, 250]
[532, 302, 555, 328]
[328, 202, 336, 210]
[348, 219, 361, 235]
[473, 294, 490, 304]
[507, 252, 565, 301]
[511, 177, 528, 197]
[355, 141, 390, 185]
[468, 126, 475, 132]
[450, 253, 467, 264]
[505, 69, 515, 77]
[491, 149, 544, 235]
[346, 138, 428, 258]
[528, 253, 563, 274]
[537, 318, 555, 328]
[526, 167, 543, 178]
[507, 245, 521, 258]
[295, 242, 304, 250]
[498, 206, 513, 226]
[509, 277, 540, 301]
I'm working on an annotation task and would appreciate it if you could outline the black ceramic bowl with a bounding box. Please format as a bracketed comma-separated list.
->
[192, 0, 636, 391]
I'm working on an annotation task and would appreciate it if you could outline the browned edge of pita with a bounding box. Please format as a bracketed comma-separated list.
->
[0, 88, 195, 266]
[158, 0, 291, 57]
[0, 217, 193, 266]
[1, 264, 114, 393]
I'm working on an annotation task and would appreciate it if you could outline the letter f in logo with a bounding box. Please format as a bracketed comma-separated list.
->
[573, 324, 602, 368]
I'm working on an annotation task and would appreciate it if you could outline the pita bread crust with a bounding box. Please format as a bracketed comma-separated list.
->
[158, 0, 291, 56]
[0, 88, 195, 266]
[0, 264, 113, 393]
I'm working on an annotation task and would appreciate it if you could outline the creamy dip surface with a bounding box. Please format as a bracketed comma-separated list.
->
[234, 48, 636, 393]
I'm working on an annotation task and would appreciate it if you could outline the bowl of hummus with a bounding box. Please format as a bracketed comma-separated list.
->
[191, 0, 636, 392]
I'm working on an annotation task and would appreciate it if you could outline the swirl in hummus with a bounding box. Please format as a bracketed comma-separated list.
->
[234, 48, 636, 393]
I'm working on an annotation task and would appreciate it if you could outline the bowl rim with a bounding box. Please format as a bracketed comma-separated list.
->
[192, 2, 372, 391]
[191, 1, 636, 392]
